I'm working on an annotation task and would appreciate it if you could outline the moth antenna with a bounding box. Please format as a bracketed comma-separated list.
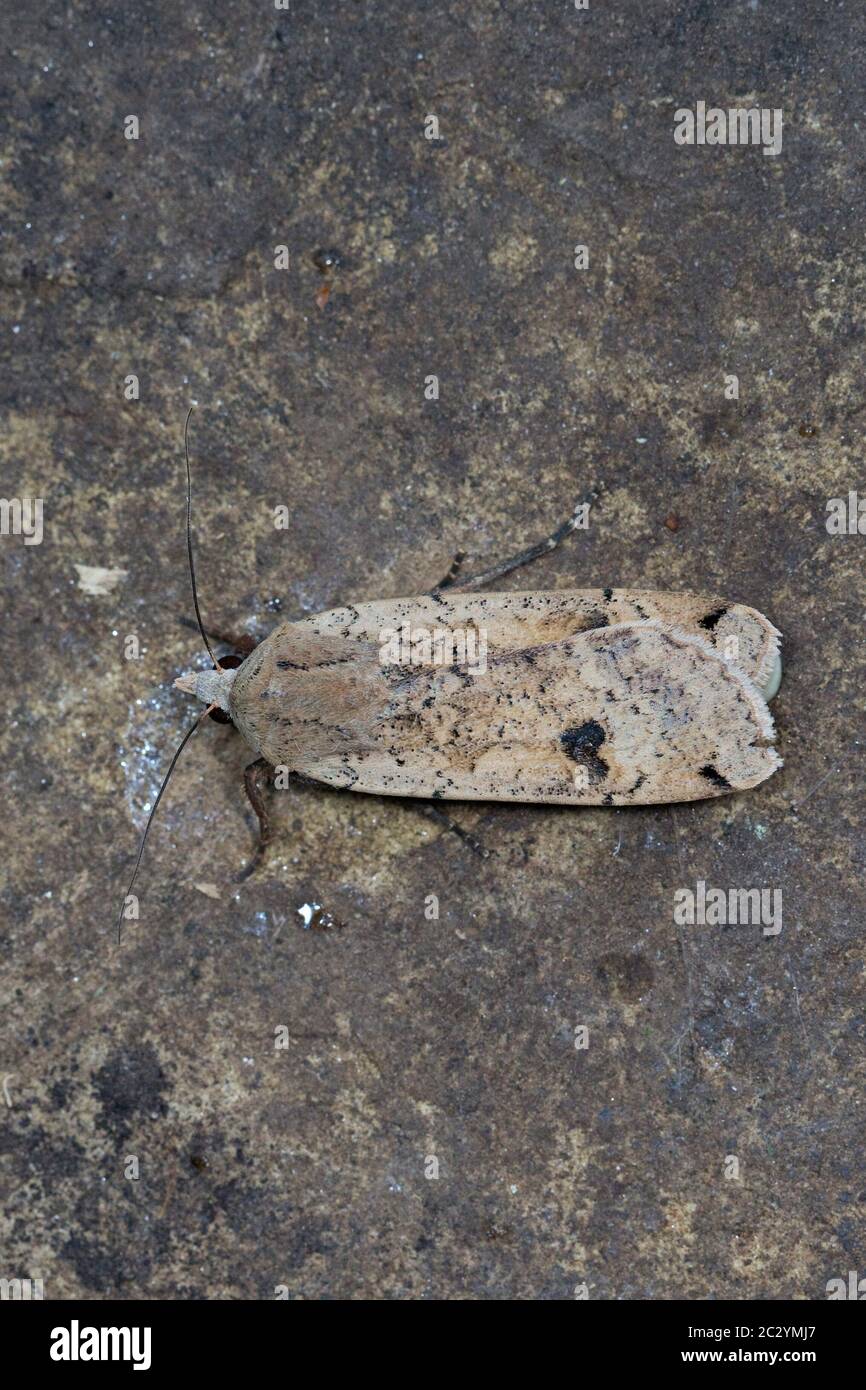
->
[115, 705, 214, 944]
[184, 405, 222, 671]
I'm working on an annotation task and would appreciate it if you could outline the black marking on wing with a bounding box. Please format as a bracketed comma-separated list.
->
[699, 763, 732, 789]
[698, 606, 728, 631]
[560, 719, 609, 782]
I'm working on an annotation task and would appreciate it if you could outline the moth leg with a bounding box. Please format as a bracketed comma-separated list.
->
[414, 802, 490, 859]
[447, 482, 603, 591]
[289, 769, 338, 793]
[179, 616, 260, 656]
[219, 632, 259, 657]
[237, 757, 274, 882]
[287, 773, 490, 859]
[429, 550, 467, 595]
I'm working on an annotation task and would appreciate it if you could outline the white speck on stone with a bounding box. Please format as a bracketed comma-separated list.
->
[74, 563, 128, 596]
[241, 911, 269, 937]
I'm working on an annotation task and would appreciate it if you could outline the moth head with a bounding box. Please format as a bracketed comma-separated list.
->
[174, 659, 240, 718]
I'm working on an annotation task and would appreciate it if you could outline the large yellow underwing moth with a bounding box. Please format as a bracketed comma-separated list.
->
[116, 412, 782, 934]
[176, 592, 781, 808]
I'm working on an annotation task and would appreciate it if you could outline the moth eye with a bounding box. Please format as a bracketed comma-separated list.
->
[209, 707, 233, 725]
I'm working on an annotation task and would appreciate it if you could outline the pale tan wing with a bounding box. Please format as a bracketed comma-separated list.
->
[294, 589, 781, 697]
[292, 622, 781, 806]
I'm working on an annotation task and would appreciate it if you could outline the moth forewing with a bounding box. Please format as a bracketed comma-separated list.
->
[293, 588, 782, 700]
[227, 610, 781, 807]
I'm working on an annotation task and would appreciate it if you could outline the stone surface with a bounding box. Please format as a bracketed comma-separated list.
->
[1, 1, 864, 1300]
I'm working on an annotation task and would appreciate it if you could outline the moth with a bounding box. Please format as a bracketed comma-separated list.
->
[117, 412, 782, 933]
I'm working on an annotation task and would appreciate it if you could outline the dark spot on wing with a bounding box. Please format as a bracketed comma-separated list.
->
[698, 606, 728, 631]
[560, 719, 609, 782]
[276, 654, 353, 670]
[699, 763, 731, 789]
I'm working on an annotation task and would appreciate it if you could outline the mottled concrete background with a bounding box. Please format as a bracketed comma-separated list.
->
[1, 0, 864, 1300]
